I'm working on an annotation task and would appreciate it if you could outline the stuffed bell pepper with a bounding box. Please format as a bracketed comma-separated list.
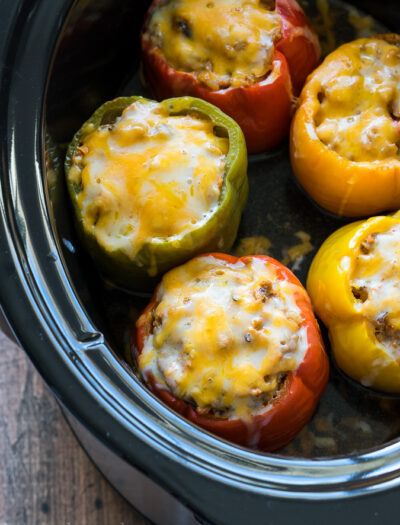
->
[65, 96, 248, 290]
[307, 213, 400, 393]
[291, 34, 400, 217]
[134, 253, 329, 451]
[141, 0, 320, 153]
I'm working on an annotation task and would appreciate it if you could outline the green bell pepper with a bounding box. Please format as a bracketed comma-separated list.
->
[65, 96, 248, 290]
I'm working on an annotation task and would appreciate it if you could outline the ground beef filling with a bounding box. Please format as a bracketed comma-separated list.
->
[138, 256, 308, 419]
[69, 100, 227, 258]
[145, 0, 282, 90]
[315, 38, 400, 162]
[351, 225, 400, 361]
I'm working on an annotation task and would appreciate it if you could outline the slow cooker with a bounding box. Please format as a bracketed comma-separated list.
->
[1, 1, 400, 523]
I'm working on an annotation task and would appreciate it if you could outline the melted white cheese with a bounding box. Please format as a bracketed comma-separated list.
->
[315, 38, 400, 161]
[145, 0, 282, 90]
[71, 100, 228, 257]
[139, 256, 308, 419]
[351, 224, 400, 362]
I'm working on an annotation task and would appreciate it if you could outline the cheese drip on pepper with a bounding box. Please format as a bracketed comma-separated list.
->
[315, 38, 400, 162]
[139, 256, 308, 419]
[351, 224, 400, 362]
[70, 100, 227, 258]
[145, 0, 281, 90]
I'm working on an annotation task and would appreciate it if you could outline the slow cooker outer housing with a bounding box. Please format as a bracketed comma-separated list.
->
[1, 1, 400, 524]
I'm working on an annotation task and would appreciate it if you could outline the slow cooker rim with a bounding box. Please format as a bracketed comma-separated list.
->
[1, 0, 400, 512]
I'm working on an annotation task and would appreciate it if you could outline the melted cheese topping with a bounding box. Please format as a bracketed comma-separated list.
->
[351, 224, 400, 362]
[69, 100, 228, 258]
[315, 38, 400, 162]
[145, 0, 281, 90]
[139, 256, 308, 419]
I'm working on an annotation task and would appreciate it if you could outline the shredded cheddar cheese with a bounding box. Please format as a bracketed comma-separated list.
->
[315, 38, 400, 162]
[351, 224, 400, 362]
[145, 0, 282, 90]
[234, 236, 272, 257]
[281, 231, 314, 269]
[139, 256, 308, 419]
[70, 100, 228, 258]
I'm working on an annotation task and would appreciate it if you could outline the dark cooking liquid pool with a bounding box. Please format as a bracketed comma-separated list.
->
[49, 0, 400, 458]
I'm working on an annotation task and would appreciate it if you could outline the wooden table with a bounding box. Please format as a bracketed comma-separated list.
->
[0, 330, 150, 524]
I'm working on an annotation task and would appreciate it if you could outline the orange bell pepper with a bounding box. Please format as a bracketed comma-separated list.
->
[290, 34, 400, 217]
[307, 213, 400, 393]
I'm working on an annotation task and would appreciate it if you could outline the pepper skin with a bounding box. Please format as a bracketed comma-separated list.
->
[134, 253, 329, 451]
[290, 34, 400, 218]
[65, 96, 248, 290]
[141, 0, 320, 153]
[307, 215, 400, 393]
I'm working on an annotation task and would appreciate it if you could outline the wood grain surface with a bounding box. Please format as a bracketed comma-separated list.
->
[0, 331, 150, 525]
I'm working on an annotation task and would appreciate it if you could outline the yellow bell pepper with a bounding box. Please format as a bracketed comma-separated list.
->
[307, 213, 400, 393]
[290, 34, 400, 217]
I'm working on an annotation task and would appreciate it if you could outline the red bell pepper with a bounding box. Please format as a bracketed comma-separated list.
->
[141, 0, 320, 153]
[133, 253, 329, 451]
